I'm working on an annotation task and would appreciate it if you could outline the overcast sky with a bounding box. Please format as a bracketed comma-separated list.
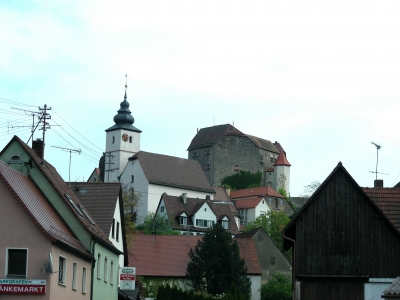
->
[1, 0, 400, 196]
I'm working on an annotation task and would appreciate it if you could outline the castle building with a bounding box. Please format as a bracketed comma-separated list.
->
[187, 124, 291, 194]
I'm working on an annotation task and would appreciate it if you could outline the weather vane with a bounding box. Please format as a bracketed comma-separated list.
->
[125, 74, 128, 88]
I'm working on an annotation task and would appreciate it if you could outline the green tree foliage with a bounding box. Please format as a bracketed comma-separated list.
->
[246, 211, 291, 260]
[121, 185, 141, 250]
[221, 170, 262, 190]
[136, 212, 180, 235]
[186, 224, 251, 299]
[260, 273, 292, 300]
[278, 187, 298, 212]
[299, 180, 321, 198]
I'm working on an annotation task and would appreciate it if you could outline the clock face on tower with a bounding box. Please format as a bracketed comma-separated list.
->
[122, 133, 129, 142]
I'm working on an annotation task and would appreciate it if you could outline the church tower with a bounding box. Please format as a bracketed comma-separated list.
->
[103, 82, 141, 183]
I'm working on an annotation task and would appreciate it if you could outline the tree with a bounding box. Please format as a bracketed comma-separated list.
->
[260, 273, 292, 300]
[136, 212, 180, 235]
[186, 224, 251, 299]
[278, 187, 298, 212]
[246, 211, 291, 260]
[121, 185, 141, 249]
[299, 180, 321, 198]
[221, 170, 262, 190]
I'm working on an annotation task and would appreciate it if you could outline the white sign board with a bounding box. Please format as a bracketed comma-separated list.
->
[119, 267, 136, 290]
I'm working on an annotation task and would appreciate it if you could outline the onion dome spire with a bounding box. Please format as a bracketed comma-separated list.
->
[105, 75, 142, 133]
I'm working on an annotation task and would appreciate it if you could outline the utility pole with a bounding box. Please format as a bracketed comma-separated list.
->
[51, 146, 81, 182]
[104, 153, 114, 182]
[39, 104, 52, 157]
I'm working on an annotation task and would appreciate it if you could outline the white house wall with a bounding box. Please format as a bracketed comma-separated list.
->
[364, 278, 395, 300]
[109, 197, 124, 268]
[254, 200, 271, 219]
[249, 275, 261, 300]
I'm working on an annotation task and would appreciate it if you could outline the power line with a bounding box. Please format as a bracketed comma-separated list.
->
[0, 97, 38, 108]
[52, 109, 103, 152]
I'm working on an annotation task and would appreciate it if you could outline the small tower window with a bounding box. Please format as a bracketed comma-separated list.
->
[129, 136, 132, 143]
[112, 136, 115, 144]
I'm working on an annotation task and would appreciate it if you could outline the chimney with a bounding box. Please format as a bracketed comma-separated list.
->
[374, 180, 383, 188]
[181, 193, 187, 204]
[224, 188, 231, 197]
[32, 138, 44, 159]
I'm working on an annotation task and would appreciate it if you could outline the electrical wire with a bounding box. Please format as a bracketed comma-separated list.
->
[52, 109, 103, 152]
[0, 97, 38, 108]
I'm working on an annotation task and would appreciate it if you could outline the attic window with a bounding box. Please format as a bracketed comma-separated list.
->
[9, 155, 22, 164]
[179, 217, 187, 225]
[64, 194, 84, 217]
[79, 205, 96, 226]
[160, 206, 165, 212]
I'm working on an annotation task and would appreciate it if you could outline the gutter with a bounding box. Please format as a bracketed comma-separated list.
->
[90, 236, 97, 300]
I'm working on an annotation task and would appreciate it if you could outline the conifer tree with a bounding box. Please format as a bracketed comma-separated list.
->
[186, 224, 251, 299]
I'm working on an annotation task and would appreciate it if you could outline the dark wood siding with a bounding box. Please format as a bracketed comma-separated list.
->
[301, 281, 364, 300]
[295, 168, 400, 277]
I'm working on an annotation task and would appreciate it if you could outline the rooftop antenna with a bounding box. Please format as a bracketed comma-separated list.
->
[51, 146, 81, 182]
[370, 142, 387, 180]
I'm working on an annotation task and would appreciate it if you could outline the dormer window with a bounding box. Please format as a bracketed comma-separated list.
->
[9, 155, 22, 164]
[222, 220, 229, 229]
[180, 216, 187, 225]
[160, 206, 164, 212]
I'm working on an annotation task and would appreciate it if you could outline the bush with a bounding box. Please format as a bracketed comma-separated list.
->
[260, 273, 292, 300]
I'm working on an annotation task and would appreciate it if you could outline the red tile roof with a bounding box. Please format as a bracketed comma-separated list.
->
[0, 161, 91, 258]
[129, 235, 202, 276]
[235, 238, 262, 275]
[274, 151, 291, 166]
[233, 197, 263, 209]
[128, 235, 261, 276]
[230, 186, 284, 200]
[362, 188, 400, 232]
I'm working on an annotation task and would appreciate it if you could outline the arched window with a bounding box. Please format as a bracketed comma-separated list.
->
[9, 155, 22, 164]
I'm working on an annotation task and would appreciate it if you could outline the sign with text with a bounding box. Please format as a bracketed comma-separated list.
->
[0, 279, 46, 294]
[119, 267, 135, 290]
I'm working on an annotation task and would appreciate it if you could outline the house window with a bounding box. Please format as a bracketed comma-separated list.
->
[268, 198, 272, 204]
[260, 211, 266, 216]
[110, 260, 114, 285]
[275, 198, 278, 208]
[82, 267, 87, 294]
[160, 206, 165, 212]
[131, 175, 134, 183]
[192, 151, 199, 158]
[112, 218, 115, 238]
[234, 165, 239, 172]
[116, 222, 120, 241]
[9, 155, 22, 164]
[7, 248, 27, 278]
[72, 262, 77, 290]
[239, 209, 247, 227]
[180, 217, 187, 225]
[196, 219, 215, 228]
[280, 199, 283, 206]
[222, 220, 229, 229]
[97, 253, 101, 279]
[206, 164, 211, 171]
[104, 256, 108, 282]
[59, 256, 66, 285]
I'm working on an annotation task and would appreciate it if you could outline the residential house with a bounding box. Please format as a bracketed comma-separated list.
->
[0, 160, 92, 299]
[100, 88, 215, 224]
[128, 234, 262, 300]
[235, 227, 292, 284]
[230, 186, 293, 227]
[87, 168, 101, 183]
[68, 182, 128, 269]
[0, 136, 122, 300]
[187, 124, 291, 194]
[283, 162, 400, 300]
[155, 193, 240, 235]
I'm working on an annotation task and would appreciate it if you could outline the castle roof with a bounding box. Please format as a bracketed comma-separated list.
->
[129, 151, 215, 194]
[230, 186, 285, 200]
[188, 124, 279, 154]
[274, 151, 291, 166]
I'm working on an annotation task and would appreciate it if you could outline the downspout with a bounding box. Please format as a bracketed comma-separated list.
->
[90, 236, 97, 300]
[283, 232, 296, 300]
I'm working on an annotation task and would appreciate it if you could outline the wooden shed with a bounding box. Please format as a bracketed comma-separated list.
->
[283, 162, 400, 300]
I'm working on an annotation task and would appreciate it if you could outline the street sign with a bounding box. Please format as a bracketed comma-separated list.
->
[119, 267, 136, 290]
